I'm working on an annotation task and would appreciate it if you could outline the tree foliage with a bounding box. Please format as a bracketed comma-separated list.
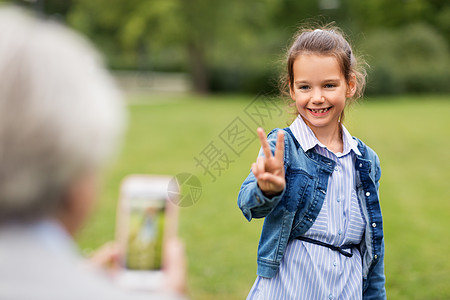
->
[7, 0, 450, 94]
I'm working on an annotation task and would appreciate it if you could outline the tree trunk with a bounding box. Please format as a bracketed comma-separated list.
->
[187, 41, 209, 94]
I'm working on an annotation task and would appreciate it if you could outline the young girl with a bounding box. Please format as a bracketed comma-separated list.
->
[238, 26, 386, 299]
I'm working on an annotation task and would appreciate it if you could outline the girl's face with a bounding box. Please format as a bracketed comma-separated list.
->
[290, 54, 355, 135]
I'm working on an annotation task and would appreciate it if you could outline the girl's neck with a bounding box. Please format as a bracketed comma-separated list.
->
[308, 122, 343, 154]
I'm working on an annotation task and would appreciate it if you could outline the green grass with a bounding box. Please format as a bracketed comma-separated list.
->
[77, 93, 450, 300]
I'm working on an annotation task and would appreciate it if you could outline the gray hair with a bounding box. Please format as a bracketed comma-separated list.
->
[0, 7, 125, 221]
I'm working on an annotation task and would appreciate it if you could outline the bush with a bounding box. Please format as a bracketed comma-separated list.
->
[362, 23, 450, 95]
[208, 65, 280, 95]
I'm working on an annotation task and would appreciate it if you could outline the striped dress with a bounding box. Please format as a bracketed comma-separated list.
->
[248, 116, 366, 300]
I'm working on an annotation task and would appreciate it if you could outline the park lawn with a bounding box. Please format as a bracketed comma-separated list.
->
[76, 94, 450, 300]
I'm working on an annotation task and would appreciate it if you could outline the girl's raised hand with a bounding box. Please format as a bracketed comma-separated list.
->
[252, 128, 285, 197]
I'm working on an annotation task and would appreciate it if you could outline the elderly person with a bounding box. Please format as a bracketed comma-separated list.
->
[0, 7, 185, 300]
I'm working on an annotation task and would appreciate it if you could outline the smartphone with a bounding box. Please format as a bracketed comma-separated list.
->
[114, 175, 179, 291]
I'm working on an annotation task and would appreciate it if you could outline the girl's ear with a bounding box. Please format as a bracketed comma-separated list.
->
[346, 73, 357, 98]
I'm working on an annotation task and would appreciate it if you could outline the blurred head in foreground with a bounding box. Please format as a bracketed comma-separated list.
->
[0, 6, 125, 234]
[0, 8, 187, 299]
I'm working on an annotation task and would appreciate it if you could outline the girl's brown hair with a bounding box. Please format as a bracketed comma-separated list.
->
[280, 24, 367, 122]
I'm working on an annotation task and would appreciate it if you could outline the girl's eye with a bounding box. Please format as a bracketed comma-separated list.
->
[298, 85, 310, 90]
[325, 83, 336, 88]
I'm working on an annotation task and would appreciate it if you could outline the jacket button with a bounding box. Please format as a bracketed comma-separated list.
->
[256, 195, 261, 203]
[359, 163, 363, 168]
[365, 191, 371, 197]
[372, 222, 377, 228]
[374, 255, 378, 259]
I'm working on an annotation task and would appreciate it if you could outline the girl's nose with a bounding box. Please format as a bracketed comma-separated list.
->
[311, 90, 325, 104]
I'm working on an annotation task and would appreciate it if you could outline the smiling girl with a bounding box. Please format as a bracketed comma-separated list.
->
[238, 27, 386, 299]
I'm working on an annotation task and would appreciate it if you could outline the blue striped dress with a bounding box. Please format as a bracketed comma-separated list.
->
[248, 116, 366, 300]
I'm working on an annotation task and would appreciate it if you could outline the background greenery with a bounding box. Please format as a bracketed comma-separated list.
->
[8, 0, 450, 94]
[77, 94, 450, 300]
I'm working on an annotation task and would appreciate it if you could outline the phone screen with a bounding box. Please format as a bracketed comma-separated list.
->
[117, 175, 176, 272]
[125, 196, 165, 270]
[115, 175, 178, 290]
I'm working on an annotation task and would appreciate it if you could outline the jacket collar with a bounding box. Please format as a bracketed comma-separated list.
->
[289, 116, 361, 157]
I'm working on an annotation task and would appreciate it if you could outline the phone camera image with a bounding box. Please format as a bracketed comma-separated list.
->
[115, 175, 179, 290]
[126, 196, 165, 270]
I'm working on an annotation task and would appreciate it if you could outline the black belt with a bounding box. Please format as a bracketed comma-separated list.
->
[295, 236, 357, 258]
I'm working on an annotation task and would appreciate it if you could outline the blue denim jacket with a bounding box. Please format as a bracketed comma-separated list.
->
[238, 128, 386, 299]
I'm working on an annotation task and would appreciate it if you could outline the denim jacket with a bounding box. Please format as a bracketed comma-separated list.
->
[238, 128, 386, 299]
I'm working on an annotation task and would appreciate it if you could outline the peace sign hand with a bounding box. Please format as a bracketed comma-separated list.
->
[252, 128, 285, 197]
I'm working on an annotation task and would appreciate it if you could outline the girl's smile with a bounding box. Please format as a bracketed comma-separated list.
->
[307, 106, 333, 116]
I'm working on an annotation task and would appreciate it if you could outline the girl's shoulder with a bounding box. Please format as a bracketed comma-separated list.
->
[266, 127, 299, 150]
[351, 136, 379, 161]
[265, 127, 304, 167]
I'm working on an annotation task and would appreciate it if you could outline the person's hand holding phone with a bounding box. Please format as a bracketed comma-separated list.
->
[163, 238, 187, 295]
[88, 241, 121, 273]
[88, 238, 186, 295]
[252, 128, 285, 197]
